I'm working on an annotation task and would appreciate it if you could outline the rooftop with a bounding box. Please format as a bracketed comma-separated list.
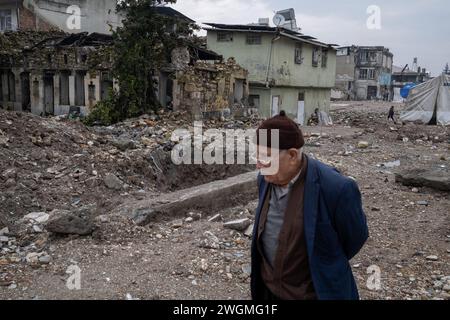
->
[203, 23, 338, 48]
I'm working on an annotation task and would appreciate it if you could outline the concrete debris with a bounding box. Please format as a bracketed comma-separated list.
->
[45, 208, 96, 236]
[223, 218, 252, 232]
[103, 174, 124, 191]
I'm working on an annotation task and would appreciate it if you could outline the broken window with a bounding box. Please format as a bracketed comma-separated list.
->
[312, 47, 320, 67]
[249, 95, 260, 108]
[294, 43, 303, 64]
[0, 9, 12, 32]
[217, 31, 233, 42]
[59, 72, 70, 105]
[321, 49, 328, 68]
[360, 51, 377, 62]
[246, 34, 262, 45]
[359, 68, 376, 80]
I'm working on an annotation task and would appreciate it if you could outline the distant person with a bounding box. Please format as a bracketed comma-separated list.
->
[388, 106, 397, 124]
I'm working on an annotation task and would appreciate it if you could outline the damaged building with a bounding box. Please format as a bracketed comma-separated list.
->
[335, 45, 393, 101]
[0, 6, 250, 119]
[167, 46, 249, 119]
[0, 31, 114, 116]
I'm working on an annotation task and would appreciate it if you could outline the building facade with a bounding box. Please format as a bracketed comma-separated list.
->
[205, 16, 337, 124]
[0, 32, 114, 116]
[335, 45, 393, 101]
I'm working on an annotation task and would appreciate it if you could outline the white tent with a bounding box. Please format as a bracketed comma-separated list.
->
[400, 74, 450, 126]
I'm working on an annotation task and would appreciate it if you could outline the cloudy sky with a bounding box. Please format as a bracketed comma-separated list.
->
[171, 0, 449, 76]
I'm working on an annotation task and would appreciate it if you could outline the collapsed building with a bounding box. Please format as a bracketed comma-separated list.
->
[0, 31, 114, 116]
[0, 5, 250, 119]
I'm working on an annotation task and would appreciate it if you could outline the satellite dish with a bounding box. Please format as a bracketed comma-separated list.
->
[273, 14, 285, 27]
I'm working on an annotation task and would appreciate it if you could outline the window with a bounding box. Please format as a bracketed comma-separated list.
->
[217, 31, 233, 42]
[249, 95, 260, 108]
[359, 68, 376, 80]
[321, 49, 328, 68]
[360, 51, 377, 62]
[0, 9, 12, 32]
[246, 33, 261, 45]
[294, 43, 303, 64]
[312, 47, 320, 67]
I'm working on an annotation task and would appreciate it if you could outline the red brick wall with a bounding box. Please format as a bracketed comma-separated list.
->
[18, 5, 59, 31]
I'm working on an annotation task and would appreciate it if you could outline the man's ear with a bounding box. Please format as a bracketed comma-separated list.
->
[288, 148, 299, 161]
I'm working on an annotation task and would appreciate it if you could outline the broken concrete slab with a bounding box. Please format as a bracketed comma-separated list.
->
[46, 209, 95, 236]
[395, 167, 450, 192]
[114, 171, 258, 226]
[223, 218, 252, 232]
[103, 174, 123, 190]
[244, 224, 254, 238]
[22, 212, 50, 224]
[208, 214, 222, 222]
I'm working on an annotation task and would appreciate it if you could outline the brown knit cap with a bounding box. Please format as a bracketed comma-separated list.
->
[256, 111, 305, 150]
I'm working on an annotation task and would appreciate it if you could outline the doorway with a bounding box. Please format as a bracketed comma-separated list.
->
[297, 92, 305, 125]
[43, 74, 54, 115]
[271, 95, 280, 116]
[20, 72, 30, 112]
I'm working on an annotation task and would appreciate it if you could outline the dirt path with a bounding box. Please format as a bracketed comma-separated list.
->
[1, 101, 449, 300]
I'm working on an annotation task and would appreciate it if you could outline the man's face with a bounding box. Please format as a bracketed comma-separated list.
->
[256, 146, 301, 186]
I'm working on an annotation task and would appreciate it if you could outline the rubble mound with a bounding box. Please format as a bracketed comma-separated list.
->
[0, 109, 256, 228]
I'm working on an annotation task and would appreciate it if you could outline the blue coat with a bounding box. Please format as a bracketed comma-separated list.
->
[251, 156, 369, 300]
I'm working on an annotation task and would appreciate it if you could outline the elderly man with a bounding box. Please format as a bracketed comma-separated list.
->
[251, 111, 369, 300]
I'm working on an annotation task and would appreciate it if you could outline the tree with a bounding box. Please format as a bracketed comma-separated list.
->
[85, 0, 197, 125]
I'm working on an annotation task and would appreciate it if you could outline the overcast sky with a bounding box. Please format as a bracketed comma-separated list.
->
[171, 0, 449, 76]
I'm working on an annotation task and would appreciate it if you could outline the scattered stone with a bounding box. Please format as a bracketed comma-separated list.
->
[38, 255, 52, 264]
[0, 227, 9, 236]
[395, 168, 450, 192]
[25, 252, 40, 264]
[242, 265, 251, 276]
[32, 225, 43, 233]
[185, 217, 194, 223]
[200, 259, 208, 272]
[186, 212, 202, 221]
[208, 214, 222, 222]
[223, 218, 252, 232]
[103, 174, 123, 190]
[357, 141, 369, 149]
[113, 139, 136, 151]
[198, 231, 220, 249]
[46, 209, 95, 236]
[171, 220, 183, 229]
[0, 236, 9, 243]
[22, 212, 49, 224]
[244, 224, 254, 238]
[411, 188, 419, 193]
[156, 234, 163, 239]
[417, 201, 429, 206]
[8, 283, 17, 290]
[426, 255, 439, 261]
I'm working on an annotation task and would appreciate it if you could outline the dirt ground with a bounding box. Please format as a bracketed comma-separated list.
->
[0, 101, 449, 300]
